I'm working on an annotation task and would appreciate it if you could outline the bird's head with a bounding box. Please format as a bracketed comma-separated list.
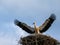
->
[33, 21, 36, 25]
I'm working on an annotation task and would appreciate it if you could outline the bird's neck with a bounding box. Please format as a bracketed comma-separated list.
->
[34, 23, 37, 34]
[34, 23, 37, 29]
[34, 23, 40, 34]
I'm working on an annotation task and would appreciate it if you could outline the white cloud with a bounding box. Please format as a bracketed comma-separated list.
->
[0, 22, 17, 45]
[0, 22, 29, 45]
[0, 32, 17, 45]
[0, 38, 16, 45]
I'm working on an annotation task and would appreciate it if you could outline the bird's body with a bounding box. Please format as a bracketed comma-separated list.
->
[35, 27, 40, 34]
[14, 14, 56, 34]
[33, 22, 41, 34]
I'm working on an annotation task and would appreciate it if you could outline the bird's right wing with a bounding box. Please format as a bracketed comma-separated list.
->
[14, 20, 34, 34]
[39, 14, 56, 33]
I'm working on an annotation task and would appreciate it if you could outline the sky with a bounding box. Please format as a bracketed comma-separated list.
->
[0, 0, 60, 45]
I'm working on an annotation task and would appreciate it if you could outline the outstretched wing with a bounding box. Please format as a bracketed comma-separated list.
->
[14, 20, 34, 34]
[40, 14, 56, 33]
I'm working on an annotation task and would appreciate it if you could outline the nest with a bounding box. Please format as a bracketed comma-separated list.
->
[19, 34, 59, 45]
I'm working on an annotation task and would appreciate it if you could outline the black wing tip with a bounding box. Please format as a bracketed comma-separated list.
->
[14, 19, 20, 25]
[49, 14, 56, 20]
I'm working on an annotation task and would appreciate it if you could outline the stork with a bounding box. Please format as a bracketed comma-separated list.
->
[14, 14, 56, 34]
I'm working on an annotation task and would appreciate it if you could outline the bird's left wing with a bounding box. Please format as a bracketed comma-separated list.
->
[39, 14, 56, 33]
[14, 20, 35, 34]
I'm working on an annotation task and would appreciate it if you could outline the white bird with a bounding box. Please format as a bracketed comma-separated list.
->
[14, 14, 56, 34]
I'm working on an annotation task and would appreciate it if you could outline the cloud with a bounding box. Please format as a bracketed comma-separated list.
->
[0, 22, 17, 45]
[0, 22, 29, 45]
[0, 32, 17, 45]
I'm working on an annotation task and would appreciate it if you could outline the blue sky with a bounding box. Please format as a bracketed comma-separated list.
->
[0, 0, 60, 45]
